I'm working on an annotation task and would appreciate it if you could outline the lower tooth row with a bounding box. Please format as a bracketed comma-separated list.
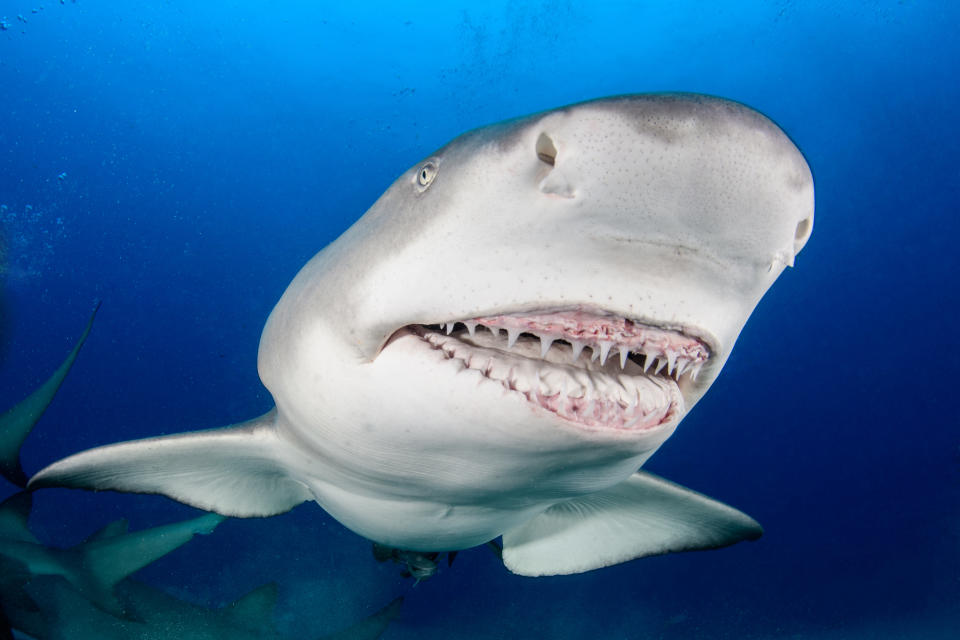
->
[429, 331, 674, 428]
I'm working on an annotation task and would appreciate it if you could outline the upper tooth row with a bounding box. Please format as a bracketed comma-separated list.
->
[440, 322, 704, 381]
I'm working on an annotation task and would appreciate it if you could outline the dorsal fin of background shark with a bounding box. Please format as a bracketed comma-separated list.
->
[29, 94, 814, 575]
[0, 301, 100, 487]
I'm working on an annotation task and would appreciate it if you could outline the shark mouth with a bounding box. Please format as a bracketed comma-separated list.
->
[399, 310, 710, 432]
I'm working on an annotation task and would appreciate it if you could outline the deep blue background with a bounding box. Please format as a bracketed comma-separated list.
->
[1, 2, 957, 638]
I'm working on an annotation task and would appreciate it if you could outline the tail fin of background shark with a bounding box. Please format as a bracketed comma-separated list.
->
[28, 409, 313, 518]
[502, 471, 762, 576]
[0, 301, 99, 486]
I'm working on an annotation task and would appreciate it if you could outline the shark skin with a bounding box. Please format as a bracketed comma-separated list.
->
[29, 94, 815, 576]
[0, 302, 100, 487]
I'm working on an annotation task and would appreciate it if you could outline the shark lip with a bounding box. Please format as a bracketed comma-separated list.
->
[394, 309, 711, 432]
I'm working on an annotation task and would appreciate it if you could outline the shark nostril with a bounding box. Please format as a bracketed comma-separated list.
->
[536, 133, 557, 166]
[793, 216, 813, 253]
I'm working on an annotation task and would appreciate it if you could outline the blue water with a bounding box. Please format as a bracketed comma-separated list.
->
[1, 1, 957, 638]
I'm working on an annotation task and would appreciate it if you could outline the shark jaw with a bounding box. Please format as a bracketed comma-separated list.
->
[385, 307, 711, 434]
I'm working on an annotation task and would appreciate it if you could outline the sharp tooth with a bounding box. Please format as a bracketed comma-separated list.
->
[464, 321, 478, 337]
[676, 358, 689, 377]
[446, 322, 455, 335]
[535, 369, 546, 394]
[666, 350, 677, 375]
[539, 334, 555, 358]
[627, 388, 638, 411]
[591, 346, 600, 362]
[558, 379, 570, 415]
[489, 326, 501, 338]
[618, 348, 628, 369]
[506, 328, 521, 349]
[655, 358, 667, 375]
[691, 362, 704, 381]
[598, 341, 613, 365]
[642, 354, 654, 373]
[570, 340, 585, 361]
[625, 412, 642, 429]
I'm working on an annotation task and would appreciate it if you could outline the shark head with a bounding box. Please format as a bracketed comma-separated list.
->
[257, 94, 813, 549]
[29, 94, 814, 572]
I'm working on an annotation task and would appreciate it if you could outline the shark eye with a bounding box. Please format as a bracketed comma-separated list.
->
[417, 161, 438, 189]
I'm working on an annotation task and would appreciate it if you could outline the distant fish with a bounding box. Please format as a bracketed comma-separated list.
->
[372, 540, 502, 583]
[372, 542, 451, 584]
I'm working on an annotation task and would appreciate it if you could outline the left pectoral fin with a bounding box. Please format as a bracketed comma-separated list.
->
[27, 411, 312, 518]
[502, 471, 762, 577]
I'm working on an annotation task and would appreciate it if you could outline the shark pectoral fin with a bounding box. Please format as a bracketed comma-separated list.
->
[501, 471, 763, 577]
[28, 410, 312, 518]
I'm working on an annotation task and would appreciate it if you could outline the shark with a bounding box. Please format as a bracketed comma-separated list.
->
[29, 94, 815, 576]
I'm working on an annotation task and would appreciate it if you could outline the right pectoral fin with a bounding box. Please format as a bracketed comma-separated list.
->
[28, 410, 312, 518]
[502, 471, 763, 576]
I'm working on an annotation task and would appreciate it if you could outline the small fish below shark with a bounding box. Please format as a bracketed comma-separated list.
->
[28, 93, 815, 576]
